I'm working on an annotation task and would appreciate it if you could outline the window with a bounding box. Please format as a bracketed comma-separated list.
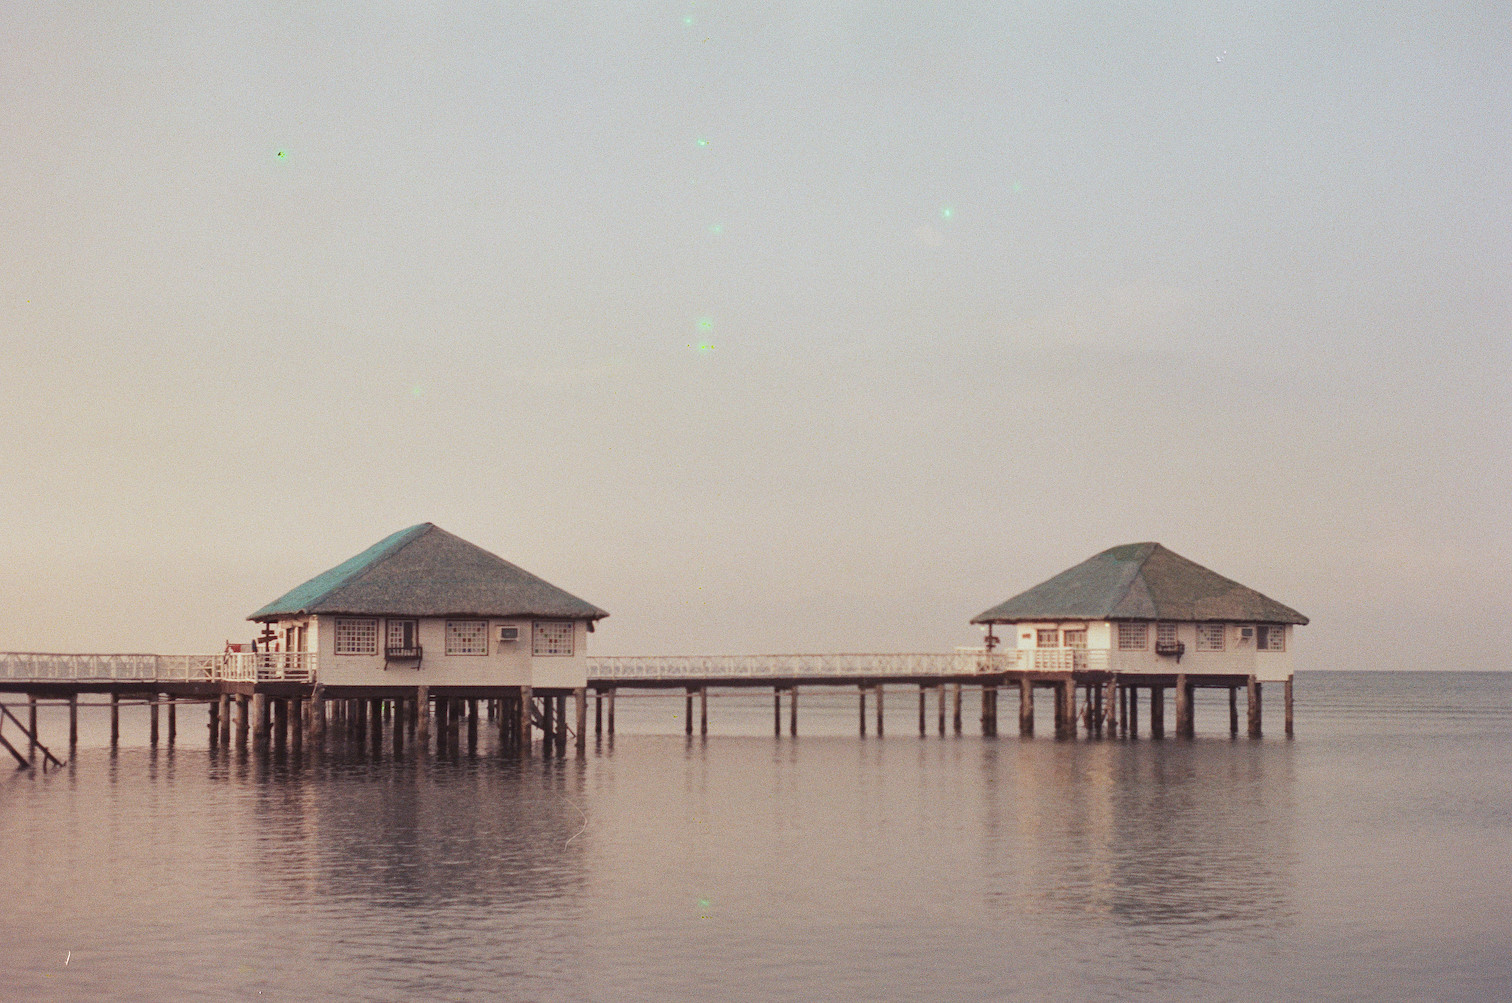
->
[1196, 623, 1226, 651]
[1117, 622, 1148, 650]
[387, 619, 418, 651]
[1156, 623, 1179, 648]
[335, 618, 378, 655]
[1062, 628, 1088, 649]
[445, 620, 488, 655]
[1257, 625, 1286, 651]
[533, 621, 574, 656]
[1036, 628, 1059, 648]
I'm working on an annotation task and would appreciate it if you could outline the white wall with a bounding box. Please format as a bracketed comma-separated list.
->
[301, 615, 589, 689]
[999, 620, 1294, 680]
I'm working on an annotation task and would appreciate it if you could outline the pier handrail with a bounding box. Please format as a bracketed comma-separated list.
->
[0, 651, 316, 684]
[586, 649, 1118, 681]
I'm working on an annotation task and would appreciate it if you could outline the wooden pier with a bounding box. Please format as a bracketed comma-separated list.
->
[0, 650, 1293, 765]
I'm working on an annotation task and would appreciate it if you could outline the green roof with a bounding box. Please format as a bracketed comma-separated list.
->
[250, 523, 609, 623]
[971, 543, 1308, 625]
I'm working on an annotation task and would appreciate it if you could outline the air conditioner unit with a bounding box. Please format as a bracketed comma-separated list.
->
[497, 625, 520, 643]
[1238, 626, 1255, 641]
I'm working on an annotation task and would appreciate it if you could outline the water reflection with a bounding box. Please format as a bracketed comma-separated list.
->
[984, 740, 1296, 931]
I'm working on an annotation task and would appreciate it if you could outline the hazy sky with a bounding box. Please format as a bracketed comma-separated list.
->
[2, 3, 1507, 670]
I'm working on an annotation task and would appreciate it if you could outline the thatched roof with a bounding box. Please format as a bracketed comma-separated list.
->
[971, 543, 1307, 625]
[250, 524, 609, 622]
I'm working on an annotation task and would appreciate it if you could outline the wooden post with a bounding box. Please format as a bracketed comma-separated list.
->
[1174, 674, 1191, 738]
[1284, 677, 1294, 737]
[937, 685, 946, 736]
[1230, 686, 1240, 736]
[1066, 680, 1078, 738]
[274, 697, 289, 747]
[149, 694, 160, 745]
[1128, 684, 1138, 739]
[498, 692, 511, 749]
[468, 698, 479, 752]
[252, 693, 269, 746]
[208, 696, 220, 744]
[918, 685, 927, 737]
[538, 696, 550, 754]
[1019, 677, 1033, 736]
[166, 698, 177, 745]
[699, 686, 708, 737]
[606, 688, 615, 738]
[789, 687, 798, 737]
[372, 699, 386, 748]
[1119, 685, 1129, 737]
[1247, 675, 1262, 738]
[556, 694, 568, 754]
[234, 695, 248, 747]
[859, 685, 867, 736]
[517, 685, 531, 754]
[983, 685, 997, 737]
[289, 698, 302, 749]
[875, 685, 884, 736]
[392, 697, 405, 753]
[685, 689, 694, 736]
[952, 683, 963, 735]
[575, 688, 587, 753]
[69, 693, 79, 748]
[774, 688, 782, 736]
[1150, 686, 1165, 738]
[1091, 685, 1101, 737]
[110, 691, 120, 747]
[416, 686, 430, 747]
[595, 691, 603, 736]
[311, 688, 325, 742]
[1104, 679, 1117, 736]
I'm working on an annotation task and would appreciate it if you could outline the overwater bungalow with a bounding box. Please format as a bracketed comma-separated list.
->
[249, 522, 607, 692]
[971, 542, 1306, 682]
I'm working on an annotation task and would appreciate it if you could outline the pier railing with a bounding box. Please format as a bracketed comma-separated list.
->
[587, 649, 1121, 681]
[0, 652, 316, 684]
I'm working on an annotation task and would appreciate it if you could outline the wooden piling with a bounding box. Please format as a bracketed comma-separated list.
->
[1103, 679, 1117, 736]
[918, 686, 927, 737]
[605, 687, 615, 738]
[789, 687, 798, 737]
[110, 692, 120, 747]
[416, 686, 430, 747]
[1247, 675, 1262, 738]
[1229, 686, 1240, 736]
[274, 697, 288, 747]
[149, 694, 160, 745]
[1174, 674, 1191, 738]
[576, 688, 588, 752]
[208, 696, 220, 744]
[1150, 686, 1165, 739]
[685, 689, 694, 736]
[1019, 677, 1033, 736]
[937, 685, 946, 736]
[27, 695, 38, 752]
[875, 685, 884, 736]
[1128, 684, 1138, 739]
[595, 691, 603, 736]
[392, 697, 405, 753]
[858, 685, 867, 736]
[982, 685, 998, 737]
[518, 685, 531, 754]
[1091, 684, 1102, 737]
[310, 688, 325, 742]
[69, 693, 79, 748]
[952, 683, 963, 735]
[1118, 684, 1128, 737]
[235, 695, 248, 748]
[220, 694, 232, 745]
[1066, 680, 1078, 738]
[252, 693, 269, 746]
[468, 698, 479, 752]
[556, 694, 568, 754]
[290, 698, 303, 750]
[773, 688, 782, 736]
[1284, 677, 1294, 737]
[699, 686, 708, 737]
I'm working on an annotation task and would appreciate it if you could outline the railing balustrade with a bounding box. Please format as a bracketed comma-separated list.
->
[0, 652, 316, 683]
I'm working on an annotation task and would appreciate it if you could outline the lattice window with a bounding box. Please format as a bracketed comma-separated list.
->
[335, 618, 378, 655]
[1256, 625, 1286, 651]
[445, 620, 488, 655]
[1196, 623, 1226, 651]
[1062, 628, 1087, 649]
[387, 619, 417, 650]
[1117, 622, 1148, 650]
[533, 621, 574, 656]
[1036, 628, 1060, 649]
[1156, 623, 1179, 648]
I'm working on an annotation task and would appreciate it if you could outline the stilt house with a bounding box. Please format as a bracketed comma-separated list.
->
[249, 523, 608, 689]
[972, 543, 1306, 681]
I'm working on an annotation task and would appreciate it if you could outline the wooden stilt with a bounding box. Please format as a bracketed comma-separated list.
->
[207, 696, 220, 744]
[416, 686, 430, 747]
[952, 683, 963, 735]
[27, 695, 38, 753]
[595, 691, 603, 736]
[937, 685, 946, 736]
[518, 685, 531, 754]
[393, 697, 405, 752]
[289, 698, 301, 749]
[1230, 686, 1240, 736]
[1104, 679, 1117, 736]
[252, 693, 269, 746]
[685, 689, 694, 736]
[983, 685, 997, 737]
[275, 697, 290, 747]
[148, 694, 160, 745]
[311, 689, 325, 742]
[1151, 686, 1165, 738]
[918, 685, 926, 737]
[789, 687, 798, 737]
[699, 686, 708, 737]
[1128, 685, 1138, 739]
[498, 692, 511, 749]
[1247, 675, 1261, 738]
[575, 688, 587, 753]
[1019, 678, 1034, 736]
[235, 695, 248, 747]
[1119, 685, 1128, 737]
[1065, 681, 1078, 738]
[468, 698, 479, 752]
[68, 693, 79, 748]
[606, 687, 615, 738]
[875, 685, 884, 736]
[1284, 677, 1294, 737]
[774, 688, 782, 736]
[1175, 674, 1191, 738]
[556, 695, 568, 753]
[220, 694, 232, 745]
[859, 685, 867, 736]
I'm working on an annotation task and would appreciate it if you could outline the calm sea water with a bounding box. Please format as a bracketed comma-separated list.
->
[2, 671, 1509, 1001]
